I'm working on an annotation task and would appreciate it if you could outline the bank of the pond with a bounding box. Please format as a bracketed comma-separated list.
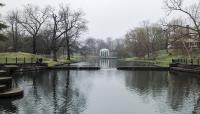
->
[0, 52, 81, 67]
[124, 50, 200, 67]
[48, 66, 100, 70]
[117, 66, 169, 71]
[124, 58, 170, 67]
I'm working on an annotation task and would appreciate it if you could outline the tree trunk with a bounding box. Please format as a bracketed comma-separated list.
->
[67, 37, 70, 60]
[15, 22, 18, 52]
[11, 23, 15, 52]
[181, 40, 191, 58]
[165, 32, 169, 53]
[166, 40, 169, 53]
[33, 36, 36, 54]
[53, 49, 57, 61]
[66, 70, 70, 88]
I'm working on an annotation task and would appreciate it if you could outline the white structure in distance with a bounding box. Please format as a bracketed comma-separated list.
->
[99, 48, 110, 58]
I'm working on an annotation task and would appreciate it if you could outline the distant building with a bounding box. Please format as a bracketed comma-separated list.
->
[168, 25, 200, 50]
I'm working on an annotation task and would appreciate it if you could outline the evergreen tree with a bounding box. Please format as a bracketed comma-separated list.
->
[0, 3, 7, 41]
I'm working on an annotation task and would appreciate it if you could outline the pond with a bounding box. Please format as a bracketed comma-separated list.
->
[69, 59, 156, 68]
[1, 59, 200, 114]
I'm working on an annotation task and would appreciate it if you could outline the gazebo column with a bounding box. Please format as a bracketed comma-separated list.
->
[99, 49, 110, 58]
[106, 51, 108, 57]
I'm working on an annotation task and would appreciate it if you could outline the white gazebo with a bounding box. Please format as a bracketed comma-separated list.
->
[99, 48, 110, 58]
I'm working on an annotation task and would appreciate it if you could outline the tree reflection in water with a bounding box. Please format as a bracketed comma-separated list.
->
[124, 71, 200, 114]
[169, 72, 200, 113]
[6, 70, 87, 114]
[52, 71, 58, 114]
[0, 99, 17, 113]
[125, 71, 168, 95]
[56, 70, 87, 114]
[2, 69, 200, 114]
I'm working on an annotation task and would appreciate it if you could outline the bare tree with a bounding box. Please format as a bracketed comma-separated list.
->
[142, 21, 151, 58]
[84, 37, 97, 55]
[60, 5, 87, 60]
[45, 5, 87, 61]
[168, 19, 193, 56]
[18, 4, 50, 54]
[160, 19, 171, 53]
[6, 10, 20, 51]
[115, 38, 128, 58]
[164, 0, 200, 39]
[149, 24, 165, 55]
[49, 8, 68, 61]
[124, 22, 166, 58]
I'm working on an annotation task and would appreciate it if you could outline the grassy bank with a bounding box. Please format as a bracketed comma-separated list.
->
[0, 52, 81, 67]
[124, 50, 200, 67]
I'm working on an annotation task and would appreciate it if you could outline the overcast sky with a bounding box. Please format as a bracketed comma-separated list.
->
[1, 0, 197, 39]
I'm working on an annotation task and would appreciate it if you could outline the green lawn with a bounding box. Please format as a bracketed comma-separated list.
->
[0, 52, 81, 67]
[124, 50, 200, 67]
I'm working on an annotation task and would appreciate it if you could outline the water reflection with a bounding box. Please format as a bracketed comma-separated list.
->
[9, 70, 87, 114]
[99, 59, 109, 68]
[0, 69, 200, 114]
[0, 100, 17, 113]
[124, 71, 200, 114]
[71, 59, 155, 68]
[168, 72, 200, 113]
[125, 71, 169, 95]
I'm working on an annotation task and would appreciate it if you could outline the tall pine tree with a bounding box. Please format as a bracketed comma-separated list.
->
[0, 3, 7, 41]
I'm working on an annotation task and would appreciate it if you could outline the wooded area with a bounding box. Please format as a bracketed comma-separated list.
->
[1, 0, 200, 61]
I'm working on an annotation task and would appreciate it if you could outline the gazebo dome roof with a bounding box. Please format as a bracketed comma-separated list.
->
[100, 48, 109, 52]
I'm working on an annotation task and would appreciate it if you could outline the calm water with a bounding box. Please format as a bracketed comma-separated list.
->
[70, 59, 155, 68]
[1, 60, 200, 114]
